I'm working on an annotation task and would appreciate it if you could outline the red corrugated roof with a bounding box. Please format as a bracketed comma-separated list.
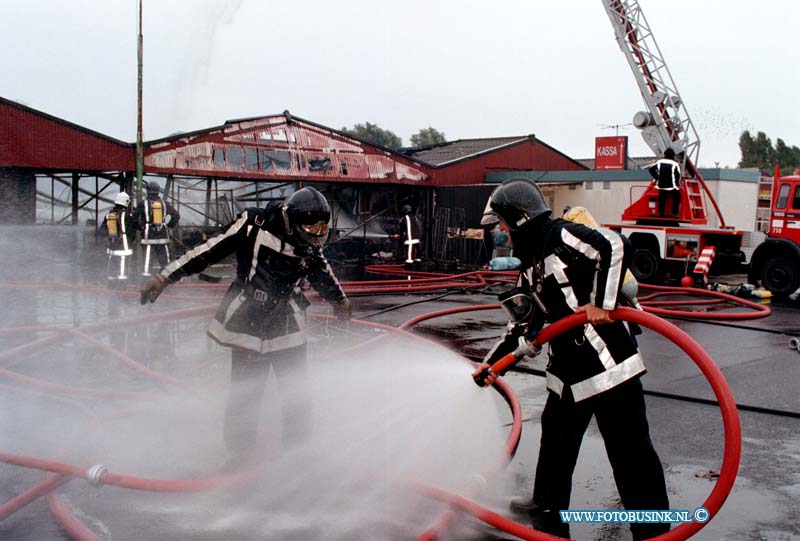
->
[0, 97, 134, 171]
[0, 96, 586, 187]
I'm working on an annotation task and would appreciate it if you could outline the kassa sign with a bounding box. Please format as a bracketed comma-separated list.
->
[594, 136, 628, 170]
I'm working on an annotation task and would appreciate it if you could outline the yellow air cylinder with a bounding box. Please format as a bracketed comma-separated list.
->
[107, 212, 118, 236]
[151, 201, 164, 225]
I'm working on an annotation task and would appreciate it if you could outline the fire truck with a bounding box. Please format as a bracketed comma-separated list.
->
[747, 168, 800, 296]
[600, 0, 800, 297]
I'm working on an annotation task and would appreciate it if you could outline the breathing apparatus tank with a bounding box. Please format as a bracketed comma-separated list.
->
[151, 200, 164, 226]
[563, 206, 638, 296]
[107, 212, 119, 236]
[108, 192, 129, 237]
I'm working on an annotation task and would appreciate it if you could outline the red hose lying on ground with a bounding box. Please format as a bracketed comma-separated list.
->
[637, 284, 770, 320]
[410, 306, 741, 541]
[0, 275, 745, 540]
[0, 312, 523, 539]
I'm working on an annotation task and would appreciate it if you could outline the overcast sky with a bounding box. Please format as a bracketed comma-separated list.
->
[3, 0, 798, 168]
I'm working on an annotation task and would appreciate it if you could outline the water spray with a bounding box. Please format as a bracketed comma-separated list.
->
[0, 269, 760, 540]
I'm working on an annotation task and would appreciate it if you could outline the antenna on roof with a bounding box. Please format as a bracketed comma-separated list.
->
[599, 123, 633, 136]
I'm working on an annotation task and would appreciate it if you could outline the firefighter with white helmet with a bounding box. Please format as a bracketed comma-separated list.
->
[140, 186, 350, 468]
[102, 191, 133, 286]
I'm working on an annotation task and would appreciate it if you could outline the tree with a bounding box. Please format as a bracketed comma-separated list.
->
[737, 130, 755, 168]
[738, 130, 800, 173]
[774, 138, 800, 174]
[410, 127, 447, 147]
[340, 122, 402, 150]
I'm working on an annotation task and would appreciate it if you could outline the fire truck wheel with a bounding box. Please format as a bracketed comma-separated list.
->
[760, 256, 799, 298]
[631, 248, 661, 283]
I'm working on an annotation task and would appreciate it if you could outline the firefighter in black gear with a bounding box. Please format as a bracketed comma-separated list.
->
[473, 178, 669, 541]
[648, 147, 683, 218]
[398, 204, 423, 264]
[140, 186, 351, 468]
[134, 181, 180, 277]
[102, 191, 133, 286]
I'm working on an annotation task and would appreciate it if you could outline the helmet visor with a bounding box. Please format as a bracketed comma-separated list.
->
[295, 221, 329, 247]
[480, 198, 500, 226]
[300, 221, 329, 237]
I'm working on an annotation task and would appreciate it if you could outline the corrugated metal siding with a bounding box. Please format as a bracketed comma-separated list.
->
[435, 185, 496, 228]
[0, 168, 36, 224]
[0, 99, 134, 171]
[143, 116, 433, 185]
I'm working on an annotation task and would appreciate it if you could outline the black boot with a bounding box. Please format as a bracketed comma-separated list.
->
[509, 497, 549, 515]
[510, 499, 570, 538]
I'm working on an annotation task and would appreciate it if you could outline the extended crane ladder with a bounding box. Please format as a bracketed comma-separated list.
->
[603, 0, 728, 227]
[602, 0, 700, 169]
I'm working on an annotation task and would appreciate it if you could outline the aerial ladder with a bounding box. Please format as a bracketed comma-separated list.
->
[602, 0, 727, 228]
[599, 0, 754, 286]
[596, 0, 798, 295]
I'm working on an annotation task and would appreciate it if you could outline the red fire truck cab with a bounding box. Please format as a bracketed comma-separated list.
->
[747, 169, 800, 296]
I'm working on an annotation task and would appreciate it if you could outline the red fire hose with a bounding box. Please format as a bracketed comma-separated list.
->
[637, 284, 770, 320]
[0, 274, 746, 540]
[407, 306, 741, 541]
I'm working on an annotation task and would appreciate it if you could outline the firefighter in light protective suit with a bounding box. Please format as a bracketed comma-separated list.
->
[134, 181, 180, 277]
[473, 178, 669, 541]
[103, 192, 133, 285]
[140, 187, 351, 467]
[398, 204, 422, 264]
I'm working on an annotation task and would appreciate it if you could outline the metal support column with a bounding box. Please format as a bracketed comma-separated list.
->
[204, 177, 212, 227]
[95, 177, 99, 231]
[71, 173, 79, 225]
[50, 177, 55, 224]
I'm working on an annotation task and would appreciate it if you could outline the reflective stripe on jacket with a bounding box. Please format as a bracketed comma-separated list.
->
[648, 159, 682, 190]
[487, 220, 645, 402]
[160, 205, 345, 353]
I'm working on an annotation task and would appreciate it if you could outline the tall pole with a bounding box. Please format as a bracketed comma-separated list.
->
[136, 0, 144, 203]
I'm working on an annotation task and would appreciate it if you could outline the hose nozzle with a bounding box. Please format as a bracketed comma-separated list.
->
[473, 338, 541, 387]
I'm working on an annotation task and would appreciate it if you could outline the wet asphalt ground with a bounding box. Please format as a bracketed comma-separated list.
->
[1, 226, 799, 540]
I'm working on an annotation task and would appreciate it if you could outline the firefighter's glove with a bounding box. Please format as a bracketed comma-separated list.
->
[140, 274, 168, 305]
[332, 297, 352, 322]
[472, 362, 498, 388]
[513, 336, 541, 359]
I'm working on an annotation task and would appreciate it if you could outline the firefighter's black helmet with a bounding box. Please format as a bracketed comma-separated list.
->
[664, 147, 676, 159]
[285, 187, 330, 225]
[401, 204, 413, 216]
[146, 182, 161, 199]
[284, 187, 330, 247]
[480, 178, 551, 230]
